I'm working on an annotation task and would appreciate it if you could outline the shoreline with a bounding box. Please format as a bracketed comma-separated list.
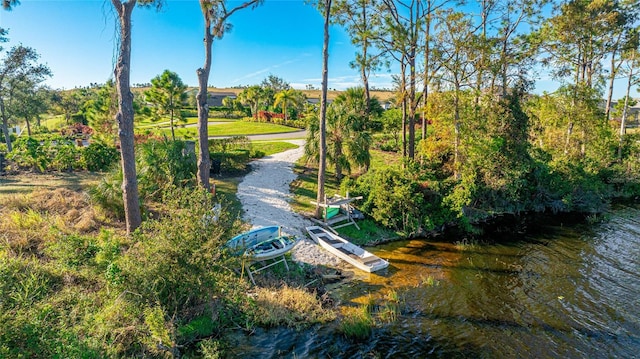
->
[235, 140, 344, 268]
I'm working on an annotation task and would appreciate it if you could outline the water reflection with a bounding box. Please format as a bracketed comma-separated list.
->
[232, 205, 640, 358]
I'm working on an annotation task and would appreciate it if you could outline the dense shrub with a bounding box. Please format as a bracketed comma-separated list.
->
[211, 149, 250, 175]
[137, 139, 197, 198]
[7, 136, 119, 173]
[80, 142, 119, 171]
[90, 139, 197, 218]
[343, 166, 454, 236]
[88, 170, 125, 220]
[209, 136, 251, 175]
[7, 137, 49, 172]
[48, 139, 79, 172]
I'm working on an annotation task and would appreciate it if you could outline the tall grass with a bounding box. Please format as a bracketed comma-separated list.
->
[339, 305, 374, 340]
[250, 284, 336, 329]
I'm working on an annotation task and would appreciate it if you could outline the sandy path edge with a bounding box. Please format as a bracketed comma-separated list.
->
[235, 140, 342, 267]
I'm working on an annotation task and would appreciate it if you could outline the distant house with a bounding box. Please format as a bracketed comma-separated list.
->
[207, 91, 237, 107]
[9, 126, 22, 135]
[306, 98, 332, 106]
[380, 101, 394, 110]
[607, 99, 640, 123]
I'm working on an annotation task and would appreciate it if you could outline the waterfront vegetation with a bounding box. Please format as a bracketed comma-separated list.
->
[3, 86, 640, 357]
[2, 0, 640, 356]
[0, 146, 335, 358]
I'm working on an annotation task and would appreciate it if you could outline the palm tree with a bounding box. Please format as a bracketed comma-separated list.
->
[238, 85, 265, 119]
[306, 87, 378, 180]
[273, 89, 305, 121]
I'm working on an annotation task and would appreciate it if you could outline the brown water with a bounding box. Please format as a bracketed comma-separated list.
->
[230, 206, 640, 358]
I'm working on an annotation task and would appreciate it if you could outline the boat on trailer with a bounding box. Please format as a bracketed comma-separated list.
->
[226, 226, 296, 261]
[305, 225, 389, 273]
[226, 226, 298, 284]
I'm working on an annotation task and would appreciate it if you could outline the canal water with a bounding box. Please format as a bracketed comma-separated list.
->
[230, 205, 640, 358]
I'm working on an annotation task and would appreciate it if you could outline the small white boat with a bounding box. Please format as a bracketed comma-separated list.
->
[226, 226, 297, 261]
[305, 226, 389, 272]
[244, 235, 297, 261]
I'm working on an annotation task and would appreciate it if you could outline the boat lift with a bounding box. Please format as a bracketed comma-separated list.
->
[310, 193, 364, 231]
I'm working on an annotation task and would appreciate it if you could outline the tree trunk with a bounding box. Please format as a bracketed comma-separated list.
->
[408, 47, 416, 160]
[316, 0, 331, 219]
[335, 139, 342, 180]
[564, 122, 574, 156]
[422, 8, 431, 142]
[400, 58, 407, 159]
[453, 86, 461, 180]
[112, 0, 142, 234]
[196, 7, 213, 191]
[25, 116, 31, 136]
[0, 98, 11, 152]
[170, 101, 176, 141]
[618, 56, 634, 160]
[361, 1, 371, 117]
[605, 52, 617, 121]
[283, 100, 288, 121]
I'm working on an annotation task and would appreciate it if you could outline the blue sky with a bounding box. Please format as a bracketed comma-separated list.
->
[0, 1, 635, 99]
[0, 0, 385, 91]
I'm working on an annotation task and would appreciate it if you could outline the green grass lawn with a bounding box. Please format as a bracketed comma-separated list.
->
[136, 116, 236, 129]
[251, 141, 298, 156]
[41, 114, 66, 130]
[154, 122, 300, 139]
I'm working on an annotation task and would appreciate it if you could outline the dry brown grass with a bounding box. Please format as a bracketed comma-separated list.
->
[0, 186, 121, 257]
[250, 284, 336, 329]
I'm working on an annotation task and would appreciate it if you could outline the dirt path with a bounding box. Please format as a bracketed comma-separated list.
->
[236, 140, 342, 267]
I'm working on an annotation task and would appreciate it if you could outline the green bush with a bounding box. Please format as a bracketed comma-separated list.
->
[211, 149, 250, 175]
[7, 137, 49, 172]
[208, 136, 252, 175]
[80, 142, 119, 172]
[137, 139, 197, 198]
[48, 138, 79, 172]
[88, 170, 125, 220]
[344, 167, 451, 235]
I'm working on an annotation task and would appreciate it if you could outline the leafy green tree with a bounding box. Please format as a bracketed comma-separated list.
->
[52, 90, 83, 125]
[83, 81, 118, 144]
[332, 0, 384, 115]
[260, 74, 290, 92]
[9, 83, 50, 136]
[381, 107, 402, 149]
[617, 30, 640, 159]
[145, 69, 187, 141]
[0, 45, 51, 152]
[260, 74, 290, 108]
[537, 0, 627, 90]
[378, 0, 429, 160]
[221, 95, 235, 116]
[433, 10, 479, 178]
[195, 0, 264, 191]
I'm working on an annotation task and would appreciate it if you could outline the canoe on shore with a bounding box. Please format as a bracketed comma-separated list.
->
[305, 225, 389, 273]
[226, 226, 297, 261]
